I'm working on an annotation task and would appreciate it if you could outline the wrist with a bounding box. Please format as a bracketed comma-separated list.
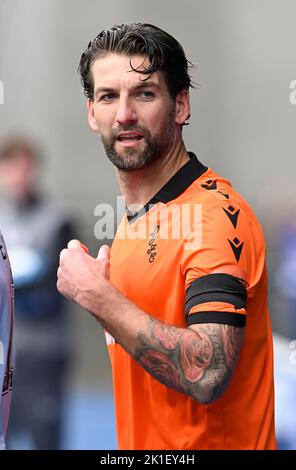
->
[79, 279, 122, 321]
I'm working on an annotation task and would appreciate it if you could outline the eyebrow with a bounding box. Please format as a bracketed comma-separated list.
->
[94, 81, 162, 99]
[133, 81, 162, 91]
[94, 87, 115, 99]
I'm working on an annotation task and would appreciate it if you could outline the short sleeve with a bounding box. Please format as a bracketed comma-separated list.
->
[180, 197, 260, 328]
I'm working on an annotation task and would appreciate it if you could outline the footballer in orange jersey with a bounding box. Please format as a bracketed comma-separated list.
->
[58, 24, 277, 450]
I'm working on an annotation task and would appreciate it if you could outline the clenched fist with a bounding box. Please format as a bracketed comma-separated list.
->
[57, 239, 111, 316]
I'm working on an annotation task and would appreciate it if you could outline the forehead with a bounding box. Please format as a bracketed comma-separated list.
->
[91, 53, 167, 90]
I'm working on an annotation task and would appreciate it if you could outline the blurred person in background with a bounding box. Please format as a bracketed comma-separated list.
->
[273, 219, 296, 337]
[0, 135, 73, 450]
[257, 187, 296, 340]
[0, 231, 14, 450]
[258, 194, 296, 450]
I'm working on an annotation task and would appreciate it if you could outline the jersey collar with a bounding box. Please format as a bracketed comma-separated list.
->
[127, 152, 208, 224]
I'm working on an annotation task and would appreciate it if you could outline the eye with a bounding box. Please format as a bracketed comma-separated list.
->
[138, 90, 154, 100]
[99, 93, 116, 102]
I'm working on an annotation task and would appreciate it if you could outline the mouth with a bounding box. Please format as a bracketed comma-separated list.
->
[116, 132, 144, 144]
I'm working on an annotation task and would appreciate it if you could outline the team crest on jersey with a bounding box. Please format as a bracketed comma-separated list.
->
[147, 224, 160, 263]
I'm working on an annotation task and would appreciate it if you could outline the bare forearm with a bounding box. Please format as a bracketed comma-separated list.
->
[57, 242, 244, 404]
[82, 284, 242, 404]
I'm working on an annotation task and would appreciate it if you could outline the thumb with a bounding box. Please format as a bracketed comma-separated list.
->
[97, 244, 111, 279]
[97, 244, 110, 261]
[67, 239, 89, 253]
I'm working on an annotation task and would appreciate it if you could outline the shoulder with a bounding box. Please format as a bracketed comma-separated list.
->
[184, 167, 264, 242]
[180, 169, 266, 285]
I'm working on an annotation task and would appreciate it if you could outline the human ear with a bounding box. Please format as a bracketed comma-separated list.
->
[175, 90, 190, 126]
[87, 98, 99, 131]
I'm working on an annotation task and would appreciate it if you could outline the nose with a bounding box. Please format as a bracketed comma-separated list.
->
[115, 96, 137, 126]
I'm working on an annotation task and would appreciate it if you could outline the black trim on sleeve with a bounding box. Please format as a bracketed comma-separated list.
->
[185, 273, 247, 317]
[187, 311, 246, 327]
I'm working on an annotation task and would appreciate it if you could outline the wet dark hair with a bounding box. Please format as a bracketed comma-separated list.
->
[78, 23, 194, 102]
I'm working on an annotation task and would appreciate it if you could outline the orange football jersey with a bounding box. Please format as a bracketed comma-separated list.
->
[108, 153, 277, 450]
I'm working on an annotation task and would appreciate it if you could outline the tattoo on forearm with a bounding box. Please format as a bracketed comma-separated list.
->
[139, 350, 181, 390]
[180, 329, 213, 382]
[220, 324, 243, 369]
[134, 319, 244, 403]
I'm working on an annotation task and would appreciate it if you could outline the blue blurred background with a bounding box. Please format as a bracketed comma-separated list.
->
[0, 0, 295, 450]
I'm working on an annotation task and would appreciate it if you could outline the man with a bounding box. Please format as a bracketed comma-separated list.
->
[0, 231, 13, 450]
[57, 23, 277, 450]
[0, 136, 72, 449]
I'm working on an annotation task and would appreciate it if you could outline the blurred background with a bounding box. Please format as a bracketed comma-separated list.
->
[0, 0, 295, 450]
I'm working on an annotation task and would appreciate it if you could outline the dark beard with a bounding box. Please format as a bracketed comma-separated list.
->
[100, 111, 176, 172]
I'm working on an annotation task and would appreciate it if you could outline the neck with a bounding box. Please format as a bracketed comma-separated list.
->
[115, 139, 189, 210]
